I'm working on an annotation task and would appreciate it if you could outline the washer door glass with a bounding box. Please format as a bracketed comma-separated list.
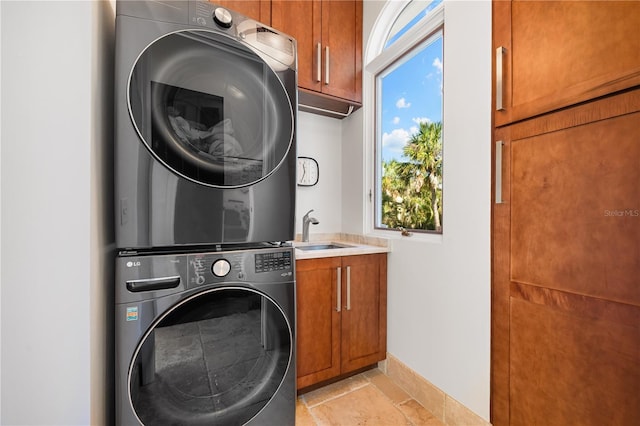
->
[129, 30, 294, 187]
[129, 288, 292, 425]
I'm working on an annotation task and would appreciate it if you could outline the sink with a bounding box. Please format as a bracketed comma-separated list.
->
[296, 243, 352, 251]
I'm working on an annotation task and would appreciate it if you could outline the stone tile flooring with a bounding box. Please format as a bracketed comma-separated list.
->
[296, 369, 444, 426]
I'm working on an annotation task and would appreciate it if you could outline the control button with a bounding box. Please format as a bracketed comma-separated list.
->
[212, 259, 231, 277]
[213, 8, 232, 28]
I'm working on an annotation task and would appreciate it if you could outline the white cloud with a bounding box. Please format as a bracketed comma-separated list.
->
[392, 116, 400, 125]
[409, 126, 419, 135]
[432, 57, 443, 73]
[382, 128, 411, 157]
[396, 97, 411, 109]
[412, 117, 432, 125]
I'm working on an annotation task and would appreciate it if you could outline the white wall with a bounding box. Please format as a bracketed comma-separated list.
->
[341, 108, 365, 235]
[0, 2, 3, 420]
[295, 111, 343, 236]
[345, 0, 492, 420]
[1, 1, 114, 424]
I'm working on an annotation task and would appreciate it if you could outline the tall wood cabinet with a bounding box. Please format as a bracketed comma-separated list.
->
[296, 254, 387, 390]
[491, 2, 640, 425]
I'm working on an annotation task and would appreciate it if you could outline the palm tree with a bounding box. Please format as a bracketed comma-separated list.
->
[403, 121, 443, 231]
[380, 121, 443, 231]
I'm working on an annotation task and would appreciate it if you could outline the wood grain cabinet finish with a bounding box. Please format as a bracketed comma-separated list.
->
[212, 0, 271, 24]
[492, 3, 640, 424]
[493, 0, 640, 126]
[492, 90, 640, 426]
[271, 0, 363, 111]
[296, 254, 387, 390]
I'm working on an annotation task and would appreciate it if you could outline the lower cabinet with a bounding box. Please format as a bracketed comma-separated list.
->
[296, 253, 387, 390]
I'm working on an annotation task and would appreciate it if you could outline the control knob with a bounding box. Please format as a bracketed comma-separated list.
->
[212, 259, 231, 277]
[213, 8, 232, 28]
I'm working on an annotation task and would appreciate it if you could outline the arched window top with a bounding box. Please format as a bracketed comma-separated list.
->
[385, 0, 443, 49]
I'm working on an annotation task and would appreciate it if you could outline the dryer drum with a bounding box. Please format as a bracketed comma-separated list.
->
[128, 288, 292, 425]
[128, 30, 294, 188]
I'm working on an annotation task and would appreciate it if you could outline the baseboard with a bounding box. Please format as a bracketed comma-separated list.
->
[380, 354, 491, 426]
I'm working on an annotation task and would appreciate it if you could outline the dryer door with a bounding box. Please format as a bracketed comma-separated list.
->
[128, 288, 292, 425]
[128, 29, 294, 188]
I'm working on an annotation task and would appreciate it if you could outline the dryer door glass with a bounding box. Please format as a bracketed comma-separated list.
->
[129, 30, 294, 187]
[129, 288, 292, 425]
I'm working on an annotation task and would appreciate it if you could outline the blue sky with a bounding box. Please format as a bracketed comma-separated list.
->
[380, 36, 443, 163]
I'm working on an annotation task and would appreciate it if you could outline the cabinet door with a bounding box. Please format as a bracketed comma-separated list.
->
[213, 0, 271, 24]
[491, 90, 640, 425]
[272, 0, 322, 93]
[296, 257, 341, 389]
[493, 1, 640, 126]
[340, 254, 387, 373]
[272, 0, 362, 105]
[321, 0, 362, 102]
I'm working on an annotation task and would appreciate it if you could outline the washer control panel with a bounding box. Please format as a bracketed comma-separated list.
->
[255, 251, 292, 273]
[187, 247, 293, 287]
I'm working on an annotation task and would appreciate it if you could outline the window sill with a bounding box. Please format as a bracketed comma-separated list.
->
[367, 229, 443, 244]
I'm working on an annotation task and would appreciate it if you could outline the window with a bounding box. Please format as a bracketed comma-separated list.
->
[369, 0, 444, 234]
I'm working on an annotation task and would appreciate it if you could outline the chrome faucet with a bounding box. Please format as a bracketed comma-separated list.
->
[302, 209, 319, 242]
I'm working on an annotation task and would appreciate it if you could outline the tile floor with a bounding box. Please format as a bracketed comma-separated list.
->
[296, 369, 444, 426]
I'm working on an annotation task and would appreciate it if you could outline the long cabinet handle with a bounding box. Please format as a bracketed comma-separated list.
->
[496, 46, 505, 111]
[346, 266, 351, 310]
[495, 140, 504, 204]
[336, 267, 342, 312]
[325, 46, 330, 85]
[316, 43, 322, 83]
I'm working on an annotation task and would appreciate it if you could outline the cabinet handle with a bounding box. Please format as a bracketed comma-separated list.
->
[316, 43, 322, 83]
[496, 46, 505, 111]
[336, 267, 342, 312]
[325, 46, 330, 85]
[346, 266, 351, 310]
[495, 140, 504, 204]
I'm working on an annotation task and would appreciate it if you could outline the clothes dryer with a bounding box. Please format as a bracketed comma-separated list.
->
[115, 245, 295, 425]
[115, 0, 297, 250]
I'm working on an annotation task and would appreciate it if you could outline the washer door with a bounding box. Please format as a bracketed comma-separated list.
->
[129, 288, 292, 425]
[128, 29, 294, 188]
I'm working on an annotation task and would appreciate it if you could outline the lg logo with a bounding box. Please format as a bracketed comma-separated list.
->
[126, 261, 141, 268]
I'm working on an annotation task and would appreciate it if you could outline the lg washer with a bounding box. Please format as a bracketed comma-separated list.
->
[115, 245, 296, 425]
[114, 0, 297, 250]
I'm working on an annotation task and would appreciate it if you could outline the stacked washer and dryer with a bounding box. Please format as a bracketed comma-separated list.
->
[113, 1, 298, 424]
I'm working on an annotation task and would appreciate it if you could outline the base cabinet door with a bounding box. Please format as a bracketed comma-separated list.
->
[340, 254, 387, 373]
[296, 253, 387, 390]
[296, 256, 342, 389]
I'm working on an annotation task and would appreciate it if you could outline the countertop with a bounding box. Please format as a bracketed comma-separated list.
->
[293, 233, 390, 260]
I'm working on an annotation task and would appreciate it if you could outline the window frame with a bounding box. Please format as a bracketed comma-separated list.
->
[364, 1, 445, 240]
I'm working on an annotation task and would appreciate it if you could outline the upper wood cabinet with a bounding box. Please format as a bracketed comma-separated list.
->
[212, 0, 271, 24]
[272, 0, 363, 116]
[493, 0, 640, 126]
[296, 253, 387, 390]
